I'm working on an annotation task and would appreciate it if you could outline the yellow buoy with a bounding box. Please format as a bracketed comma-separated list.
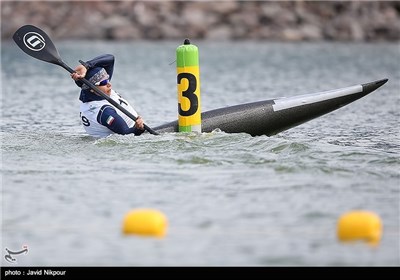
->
[122, 209, 168, 237]
[337, 210, 382, 244]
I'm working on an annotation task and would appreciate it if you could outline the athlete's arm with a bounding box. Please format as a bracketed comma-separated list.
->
[84, 54, 115, 79]
[72, 54, 115, 86]
[98, 106, 144, 136]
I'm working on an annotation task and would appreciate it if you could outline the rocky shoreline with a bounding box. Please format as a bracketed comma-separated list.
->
[2, 1, 399, 41]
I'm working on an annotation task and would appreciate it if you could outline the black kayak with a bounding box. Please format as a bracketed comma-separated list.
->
[153, 79, 388, 136]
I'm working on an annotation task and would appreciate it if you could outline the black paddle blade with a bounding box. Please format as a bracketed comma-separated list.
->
[13, 25, 62, 66]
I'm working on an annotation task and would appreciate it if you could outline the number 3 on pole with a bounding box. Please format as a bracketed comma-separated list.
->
[176, 39, 202, 133]
[177, 72, 198, 116]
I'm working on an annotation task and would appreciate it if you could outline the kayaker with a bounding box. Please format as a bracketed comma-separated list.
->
[70, 54, 145, 138]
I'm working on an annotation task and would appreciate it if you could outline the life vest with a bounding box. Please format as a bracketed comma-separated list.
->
[79, 90, 139, 138]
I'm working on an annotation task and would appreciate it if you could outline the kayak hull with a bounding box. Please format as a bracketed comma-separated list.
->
[153, 79, 388, 136]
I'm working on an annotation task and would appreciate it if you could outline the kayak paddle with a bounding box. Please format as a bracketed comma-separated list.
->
[13, 24, 159, 136]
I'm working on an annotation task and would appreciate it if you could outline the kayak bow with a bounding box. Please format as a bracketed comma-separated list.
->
[153, 79, 388, 136]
